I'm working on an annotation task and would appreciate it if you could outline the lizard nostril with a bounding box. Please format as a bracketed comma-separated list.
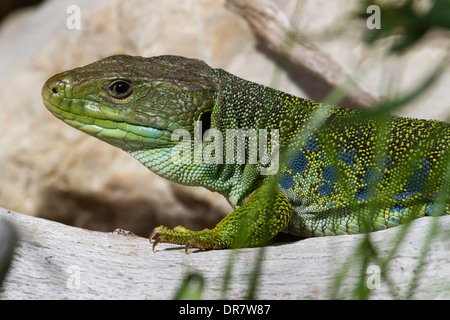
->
[48, 80, 66, 96]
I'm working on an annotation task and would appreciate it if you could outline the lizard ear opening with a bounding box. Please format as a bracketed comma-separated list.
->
[199, 111, 211, 136]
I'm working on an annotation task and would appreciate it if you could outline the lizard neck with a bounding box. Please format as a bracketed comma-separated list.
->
[127, 146, 250, 207]
[128, 70, 321, 207]
[210, 68, 319, 135]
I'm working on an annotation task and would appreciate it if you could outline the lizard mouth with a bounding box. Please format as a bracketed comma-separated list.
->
[42, 76, 177, 150]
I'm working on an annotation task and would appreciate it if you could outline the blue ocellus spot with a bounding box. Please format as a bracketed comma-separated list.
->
[305, 135, 319, 152]
[355, 187, 368, 201]
[322, 165, 338, 182]
[338, 147, 356, 166]
[280, 173, 294, 190]
[389, 205, 406, 214]
[383, 155, 393, 169]
[393, 192, 409, 201]
[318, 182, 334, 197]
[289, 151, 308, 174]
[405, 158, 430, 194]
[390, 216, 401, 223]
[425, 204, 435, 214]
[363, 167, 383, 184]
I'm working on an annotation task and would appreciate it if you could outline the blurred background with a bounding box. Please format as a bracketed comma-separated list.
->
[0, 0, 448, 237]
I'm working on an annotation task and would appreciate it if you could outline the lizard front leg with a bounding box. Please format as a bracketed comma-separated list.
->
[149, 186, 292, 251]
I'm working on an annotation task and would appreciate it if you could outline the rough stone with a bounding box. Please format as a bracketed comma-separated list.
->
[1, 208, 449, 299]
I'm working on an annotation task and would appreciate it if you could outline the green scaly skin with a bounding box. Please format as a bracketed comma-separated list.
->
[42, 55, 450, 251]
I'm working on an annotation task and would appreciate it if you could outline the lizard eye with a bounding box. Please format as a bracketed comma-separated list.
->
[109, 81, 132, 99]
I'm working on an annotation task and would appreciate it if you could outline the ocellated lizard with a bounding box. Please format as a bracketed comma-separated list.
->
[42, 55, 450, 251]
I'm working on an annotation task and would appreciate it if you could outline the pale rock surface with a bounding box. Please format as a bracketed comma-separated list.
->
[1, 208, 449, 299]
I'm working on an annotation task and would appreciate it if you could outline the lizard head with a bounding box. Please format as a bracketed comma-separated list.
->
[42, 55, 216, 151]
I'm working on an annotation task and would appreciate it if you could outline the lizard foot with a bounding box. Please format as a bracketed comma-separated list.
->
[149, 225, 228, 253]
[149, 186, 292, 253]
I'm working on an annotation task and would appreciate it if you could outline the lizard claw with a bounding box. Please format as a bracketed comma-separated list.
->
[149, 229, 157, 242]
[185, 242, 191, 254]
[148, 225, 227, 251]
[149, 230, 160, 252]
[152, 238, 161, 252]
[149, 226, 192, 252]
